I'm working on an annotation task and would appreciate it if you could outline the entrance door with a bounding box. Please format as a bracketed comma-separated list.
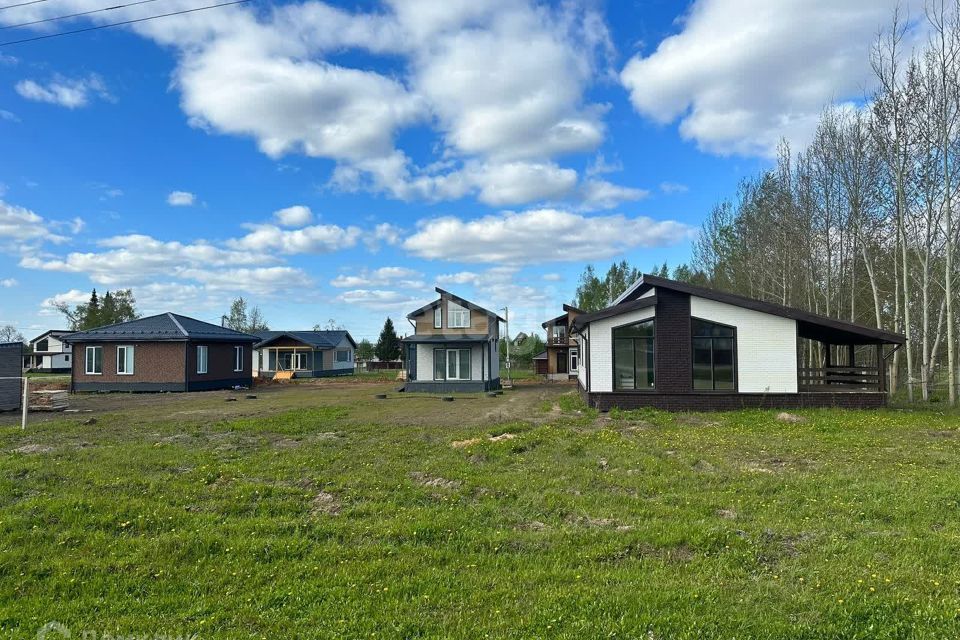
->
[556, 351, 567, 374]
[407, 344, 417, 380]
[278, 352, 294, 371]
[569, 348, 579, 374]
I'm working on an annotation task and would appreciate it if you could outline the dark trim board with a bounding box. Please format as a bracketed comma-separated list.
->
[404, 379, 502, 393]
[580, 385, 887, 411]
[259, 367, 356, 379]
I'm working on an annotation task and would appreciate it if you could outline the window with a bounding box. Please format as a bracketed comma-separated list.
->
[692, 319, 736, 391]
[433, 348, 471, 380]
[234, 346, 243, 372]
[64, 355, 70, 363]
[197, 345, 208, 374]
[117, 345, 135, 375]
[613, 319, 654, 390]
[448, 302, 470, 328]
[36, 339, 48, 352]
[294, 352, 309, 370]
[569, 348, 579, 373]
[434, 306, 442, 328]
[85, 346, 102, 375]
[336, 349, 351, 362]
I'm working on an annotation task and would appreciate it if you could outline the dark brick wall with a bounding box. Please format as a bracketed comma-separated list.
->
[186, 342, 251, 382]
[72, 341, 186, 387]
[0, 342, 22, 411]
[655, 288, 692, 393]
[579, 384, 887, 412]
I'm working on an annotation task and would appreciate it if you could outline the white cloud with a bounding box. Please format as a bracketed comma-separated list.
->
[0, 278, 17, 287]
[0, 199, 70, 248]
[15, 74, 112, 109]
[620, 0, 922, 156]
[331, 266, 424, 289]
[364, 222, 403, 251]
[578, 179, 649, 211]
[0, 110, 19, 123]
[39, 289, 90, 316]
[179, 266, 312, 295]
[0, 1, 613, 207]
[405, 208, 694, 264]
[335, 288, 428, 312]
[167, 191, 196, 206]
[542, 273, 563, 282]
[660, 182, 689, 195]
[273, 205, 313, 227]
[227, 223, 361, 255]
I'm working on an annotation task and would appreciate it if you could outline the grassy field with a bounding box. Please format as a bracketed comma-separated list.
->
[2, 383, 960, 638]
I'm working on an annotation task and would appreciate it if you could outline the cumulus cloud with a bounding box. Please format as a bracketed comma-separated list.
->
[335, 288, 429, 312]
[227, 222, 361, 255]
[273, 205, 313, 227]
[167, 190, 196, 206]
[660, 182, 689, 195]
[0, 199, 70, 248]
[0, 0, 614, 207]
[0, 278, 17, 287]
[405, 209, 694, 264]
[39, 289, 90, 315]
[578, 180, 649, 211]
[331, 266, 424, 290]
[15, 73, 112, 109]
[620, 0, 923, 156]
[0, 110, 18, 123]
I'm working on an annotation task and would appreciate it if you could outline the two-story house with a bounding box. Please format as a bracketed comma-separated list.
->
[401, 288, 503, 393]
[536, 304, 583, 381]
[24, 330, 72, 373]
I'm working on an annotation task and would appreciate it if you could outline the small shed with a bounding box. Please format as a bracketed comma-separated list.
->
[0, 342, 23, 411]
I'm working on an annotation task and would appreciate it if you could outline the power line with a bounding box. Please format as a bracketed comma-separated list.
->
[1, 0, 166, 31]
[0, 0, 54, 11]
[0, 0, 251, 46]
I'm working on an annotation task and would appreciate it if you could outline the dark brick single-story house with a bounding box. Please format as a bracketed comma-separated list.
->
[573, 274, 906, 411]
[63, 313, 259, 392]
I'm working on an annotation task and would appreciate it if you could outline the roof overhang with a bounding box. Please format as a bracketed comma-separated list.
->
[401, 334, 491, 343]
[571, 296, 657, 333]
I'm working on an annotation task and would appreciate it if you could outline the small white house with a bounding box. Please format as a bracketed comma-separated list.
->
[25, 330, 72, 372]
[572, 275, 905, 411]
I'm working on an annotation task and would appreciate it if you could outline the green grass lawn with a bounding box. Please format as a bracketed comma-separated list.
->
[2, 386, 960, 638]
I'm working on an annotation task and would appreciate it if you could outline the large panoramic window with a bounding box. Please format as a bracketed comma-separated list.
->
[433, 348, 471, 380]
[85, 346, 102, 375]
[613, 319, 654, 390]
[692, 319, 736, 390]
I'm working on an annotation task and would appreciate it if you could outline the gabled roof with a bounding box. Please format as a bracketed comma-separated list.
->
[29, 330, 70, 345]
[407, 287, 506, 323]
[254, 330, 357, 349]
[586, 274, 905, 345]
[62, 313, 260, 343]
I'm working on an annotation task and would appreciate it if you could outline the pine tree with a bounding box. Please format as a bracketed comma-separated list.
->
[375, 318, 401, 361]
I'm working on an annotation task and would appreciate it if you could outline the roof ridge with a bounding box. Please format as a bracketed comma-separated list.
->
[166, 312, 189, 337]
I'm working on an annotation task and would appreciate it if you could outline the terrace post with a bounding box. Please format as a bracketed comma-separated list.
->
[877, 343, 887, 393]
[847, 344, 855, 367]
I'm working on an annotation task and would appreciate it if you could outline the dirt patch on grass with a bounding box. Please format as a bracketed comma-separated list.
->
[675, 414, 720, 428]
[311, 491, 341, 516]
[693, 459, 716, 473]
[11, 444, 54, 454]
[409, 471, 462, 490]
[717, 508, 738, 520]
[451, 432, 517, 448]
[566, 514, 633, 531]
[776, 412, 807, 424]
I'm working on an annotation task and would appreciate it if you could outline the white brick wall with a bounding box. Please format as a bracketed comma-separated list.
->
[690, 296, 798, 393]
[586, 307, 657, 393]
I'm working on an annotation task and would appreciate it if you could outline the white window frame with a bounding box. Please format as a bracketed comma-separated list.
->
[446, 348, 472, 380]
[448, 302, 470, 329]
[336, 349, 351, 363]
[294, 352, 309, 371]
[234, 346, 243, 372]
[197, 345, 208, 374]
[569, 347, 579, 373]
[85, 345, 103, 375]
[434, 306, 442, 329]
[116, 345, 135, 375]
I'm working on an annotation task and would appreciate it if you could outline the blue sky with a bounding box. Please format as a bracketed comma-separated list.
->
[0, 0, 914, 341]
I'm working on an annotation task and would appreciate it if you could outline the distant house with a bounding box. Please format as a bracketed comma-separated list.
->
[512, 332, 529, 346]
[253, 331, 357, 379]
[572, 274, 905, 411]
[540, 304, 583, 381]
[0, 342, 22, 410]
[401, 287, 503, 393]
[63, 313, 258, 392]
[24, 330, 72, 372]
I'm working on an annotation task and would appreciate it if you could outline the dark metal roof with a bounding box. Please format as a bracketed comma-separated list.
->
[532, 350, 547, 360]
[401, 334, 491, 343]
[615, 274, 905, 345]
[254, 330, 357, 349]
[407, 287, 506, 322]
[62, 313, 260, 343]
[541, 313, 567, 329]
[29, 329, 70, 344]
[571, 296, 658, 333]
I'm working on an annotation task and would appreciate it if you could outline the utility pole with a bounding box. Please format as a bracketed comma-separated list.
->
[501, 306, 512, 388]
